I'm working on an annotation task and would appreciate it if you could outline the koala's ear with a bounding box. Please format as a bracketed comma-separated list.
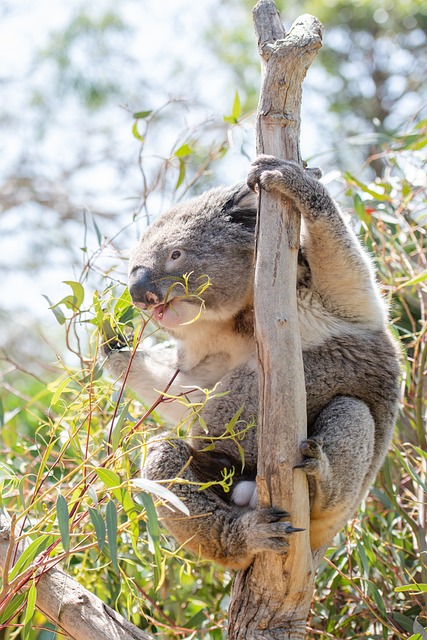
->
[222, 183, 257, 231]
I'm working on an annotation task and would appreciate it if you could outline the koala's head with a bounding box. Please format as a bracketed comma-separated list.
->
[128, 183, 257, 335]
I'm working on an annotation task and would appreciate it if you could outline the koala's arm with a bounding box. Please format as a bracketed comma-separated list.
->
[105, 343, 232, 423]
[247, 156, 386, 326]
[105, 344, 202, 423]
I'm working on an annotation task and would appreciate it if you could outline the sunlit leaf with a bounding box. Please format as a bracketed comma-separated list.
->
[176, 158, 186, 189]
[9, 535, 52, 582]
[174, 143, 193, 158]
[95, 467, 121, 489]
[398, 270, 427, 289]
[224, 91, 241, 123]
[132, 120, 144, 142]
[0, 593, 26, 624]
[49, 375, 72, 405]
[395, 583, 427, 593]
[63, 280, 85, 309]
[133, 477, 190, 515]
[111, 401, 132, 451]
[22, 581, 37, 640]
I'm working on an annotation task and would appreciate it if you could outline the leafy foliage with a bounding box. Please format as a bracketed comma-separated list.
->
[0, 114, 425, 638]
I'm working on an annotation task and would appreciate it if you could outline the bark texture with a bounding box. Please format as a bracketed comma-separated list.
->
[228, 3, 323, 639]
[0, 510, 151, 640]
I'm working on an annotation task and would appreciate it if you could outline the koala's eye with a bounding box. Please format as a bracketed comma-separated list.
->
[170, 250, 181, 260]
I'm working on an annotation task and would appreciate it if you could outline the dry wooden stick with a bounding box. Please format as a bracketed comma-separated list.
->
[228, 2, 322, 639]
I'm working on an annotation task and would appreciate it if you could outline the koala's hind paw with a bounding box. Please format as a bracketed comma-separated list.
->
[294, 439, 330, 479]
[244, 507, 303, 555]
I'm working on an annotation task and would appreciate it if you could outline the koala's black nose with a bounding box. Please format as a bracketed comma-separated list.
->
[128, 268, 162, 307]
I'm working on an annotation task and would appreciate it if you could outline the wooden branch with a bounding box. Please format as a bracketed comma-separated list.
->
[228, 3, 322, 639]
[0, 510, 151, 640]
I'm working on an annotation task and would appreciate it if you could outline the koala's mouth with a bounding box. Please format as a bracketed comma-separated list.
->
[152, 301, 171, 322]
[149, 297, 201, 329]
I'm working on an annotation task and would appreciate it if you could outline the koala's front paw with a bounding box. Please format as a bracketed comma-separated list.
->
[103, 335, 128, 356]
[103, 348, 132, 379]
[247, 155, 294, 192]
[247, 155, 322, 195]
[244, 507, 303, 555]
[294, 438, 330, 480]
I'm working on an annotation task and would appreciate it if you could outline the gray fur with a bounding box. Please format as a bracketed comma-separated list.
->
[106, 155, 400, 569]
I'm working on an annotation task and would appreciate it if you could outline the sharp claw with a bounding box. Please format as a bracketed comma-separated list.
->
[286, 526, 305, 533]
[273, 510, 291, 518]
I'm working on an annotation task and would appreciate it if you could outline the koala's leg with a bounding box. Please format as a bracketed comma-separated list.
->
[142, 438, 300, 569]
[247, 156, 385, 325]
[296, 396, 375, 551]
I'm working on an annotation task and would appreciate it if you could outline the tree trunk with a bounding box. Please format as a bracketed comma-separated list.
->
[0, 510, 151, 640]
[228, 3, 322, 639]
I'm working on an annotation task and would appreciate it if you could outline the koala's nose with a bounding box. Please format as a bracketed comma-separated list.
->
[128, 268, 162, 307]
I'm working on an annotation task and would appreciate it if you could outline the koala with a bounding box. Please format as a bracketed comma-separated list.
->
[106, 155, 400, 569]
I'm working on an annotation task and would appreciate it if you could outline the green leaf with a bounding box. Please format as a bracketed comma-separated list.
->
[140, 492, 162, 586]
[393, 447, 427, 493]
[132, 120, 144, 142]
[49, 375, 72, 405]
[111, 401, 132, 452]
[56, 494, 70, 552]
[133, 110, 152, 119]
[106, 499, 119, 574]
[88, 507, 106, 551]
[395, 583, 427, 593]
[9, 535, 52, 582]
[344, 173, 391, 201]
[392, 613, 418, 633]
[114, 286, 133, 316]
[224, 91, 241, 124]
[353, 193, 370, 224]
[95, 467, 121, 489]
[174, 143, 193, 158]
[0, 592, 26, 624]
[22, 581, 37, 640]
[175, 158, 186, 190]
[133, 477, 190, 515]
[140, 492, 160, 554]
[63, 280, 85, 309]
[399, 270, 427, 289]
[42, 294, 66, 325]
